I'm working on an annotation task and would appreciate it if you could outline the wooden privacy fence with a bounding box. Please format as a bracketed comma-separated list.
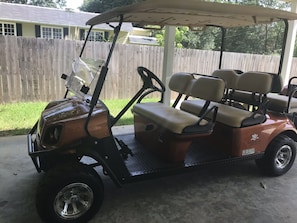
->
[1, 35, 297, 103]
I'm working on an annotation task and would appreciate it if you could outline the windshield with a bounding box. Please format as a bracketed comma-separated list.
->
[64, 58, 105, 99]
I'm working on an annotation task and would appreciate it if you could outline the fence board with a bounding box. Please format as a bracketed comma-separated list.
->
[0, 35, 297, 103]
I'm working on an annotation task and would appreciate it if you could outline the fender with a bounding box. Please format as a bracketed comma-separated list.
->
[264, 113, 297, 148]
[76, 136, 131, 187]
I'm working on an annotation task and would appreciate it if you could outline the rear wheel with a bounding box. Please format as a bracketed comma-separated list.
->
[256, 135, 296, 176]
[36, 162, 104, 223]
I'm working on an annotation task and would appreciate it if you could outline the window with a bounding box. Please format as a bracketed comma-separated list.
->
[41, 26, 63, 39]
[86, 31, 104, 42]
[0, 22, 16, 36]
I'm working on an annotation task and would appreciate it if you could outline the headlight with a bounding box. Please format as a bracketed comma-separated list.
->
[44, 125, 62, 145]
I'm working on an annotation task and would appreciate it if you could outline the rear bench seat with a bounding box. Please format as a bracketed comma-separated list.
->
[230, 71, 273, 107]
[132, 73, 225, 135]
[211, 69, 240, 102]
[267, 76, 297, 113]
[267, 93, 297, 113]
[181, 71, 271, 128]
[213, 70, 297, 114]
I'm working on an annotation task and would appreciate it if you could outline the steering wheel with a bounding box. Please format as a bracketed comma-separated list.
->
[137, 66, 165, 93]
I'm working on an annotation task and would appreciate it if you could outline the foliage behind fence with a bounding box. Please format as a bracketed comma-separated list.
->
[0, 36, 296, 103]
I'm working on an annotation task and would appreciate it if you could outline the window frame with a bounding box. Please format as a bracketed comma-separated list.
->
[0, 22, 16, 36]
[85, 30, 105, 42]
[40, 26, 63, 39]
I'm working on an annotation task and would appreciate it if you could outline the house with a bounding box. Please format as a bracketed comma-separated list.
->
[128, 27, 159, 45]
[0, 2, 133, 43]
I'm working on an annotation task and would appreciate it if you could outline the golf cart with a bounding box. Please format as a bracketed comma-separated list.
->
[28, 0, 297, 222]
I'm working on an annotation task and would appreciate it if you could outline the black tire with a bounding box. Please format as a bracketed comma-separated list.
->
[36, 162, 104, 223]
[256, 135, 296, 176]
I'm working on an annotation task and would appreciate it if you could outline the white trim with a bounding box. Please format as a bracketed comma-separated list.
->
[40, 25, 63, 39]
[85, 30, 104, 42]
[281, 0, 297, 85]
[0, 22, 16, 36]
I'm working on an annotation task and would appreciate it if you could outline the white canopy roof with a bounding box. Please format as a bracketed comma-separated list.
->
[87, 0, 297, 28]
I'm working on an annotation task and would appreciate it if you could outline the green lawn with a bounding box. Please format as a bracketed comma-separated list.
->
[0, 102, 48, 136]
[0, 98, 156, 136]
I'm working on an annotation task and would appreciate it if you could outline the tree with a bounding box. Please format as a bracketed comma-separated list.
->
[222, 23, 285, 55]
[30, 0, 66, 8]
[154, 27, 190, 49]
[154, 26, 221, 50]
[167, 0, 289, 54]
[0, 0, 66, 8]
[212, 0, 289, 8]
[0, 0, 27, 3]
[180, 27, 222, 51]
[80, 0, 143, 13]
[217, 0, 288, 55]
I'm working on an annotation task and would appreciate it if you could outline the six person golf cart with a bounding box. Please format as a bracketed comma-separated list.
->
[28, 0, 297, 222]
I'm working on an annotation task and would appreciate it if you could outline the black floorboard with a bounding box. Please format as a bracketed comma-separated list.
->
[116, 133, 229, 177]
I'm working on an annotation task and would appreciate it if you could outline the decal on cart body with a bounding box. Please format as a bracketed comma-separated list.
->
[251, 134, 259, 141]
[242, 148, 255, 156]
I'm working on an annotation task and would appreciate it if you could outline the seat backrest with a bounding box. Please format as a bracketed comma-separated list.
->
[189, 75, 225, 102]
[269, 73, 283, 93]
[236, 71, 272, 94]
[169, 72, 194, 94]
[211, 69, 240, 90]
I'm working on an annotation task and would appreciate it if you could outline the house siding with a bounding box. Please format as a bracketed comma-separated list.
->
[0, 20, 128, 42]
[0, 2, 133, 43]
[117, 32, 129, 44]
[131, 28, 152, 37]
[22, 23, 35, 37]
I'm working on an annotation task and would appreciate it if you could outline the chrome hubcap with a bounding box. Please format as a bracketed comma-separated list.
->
[54, 183, 94, 219]
[275, 145, 292, 169]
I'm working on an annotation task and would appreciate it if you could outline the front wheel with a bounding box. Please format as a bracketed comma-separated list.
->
[256, 135, 297, 176]
[36, 163, 104, 223]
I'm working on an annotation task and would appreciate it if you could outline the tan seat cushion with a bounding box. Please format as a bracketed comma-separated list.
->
[181, 100, 263, 128]
[236, 72, 272, 94]
[132, 73, 225, 134]
[169, 72, 194, 93]
[189, 76, 225, 102]
[211, 69, 239, 89]
[132, 102, 208, 134]
[267, 93, 297, 113]
[230, 90, 261, 105]
[226, 71, 272, 106]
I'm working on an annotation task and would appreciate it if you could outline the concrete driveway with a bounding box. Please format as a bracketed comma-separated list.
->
[1, 133, 297, 223]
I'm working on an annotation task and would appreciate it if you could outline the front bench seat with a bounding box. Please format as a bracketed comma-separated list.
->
[132, 73, 225, 135]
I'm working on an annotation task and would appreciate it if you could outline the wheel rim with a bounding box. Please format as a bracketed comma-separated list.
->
[54, 183, 94, 220]
[275, 145, 293, 169]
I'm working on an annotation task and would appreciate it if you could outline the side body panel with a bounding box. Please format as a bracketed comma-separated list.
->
[204, 112, 297, 157]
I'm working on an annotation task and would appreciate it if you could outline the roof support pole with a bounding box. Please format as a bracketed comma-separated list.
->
[280, 0, 297, 85]
[162, 26, 176, 105]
